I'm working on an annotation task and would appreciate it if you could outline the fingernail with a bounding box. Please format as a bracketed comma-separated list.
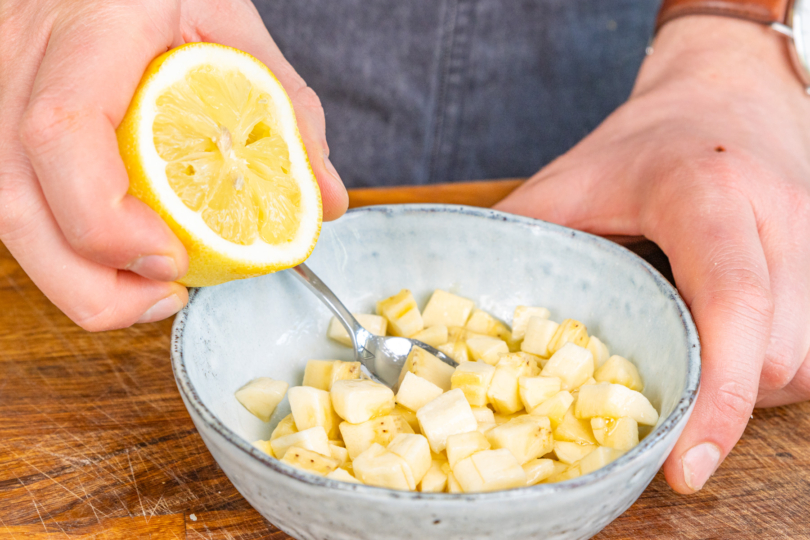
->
[127, 255, 179, 281]
[137, 294, 184, 324]
[322, 152, 344, 186]
[682, 442, 721, 491]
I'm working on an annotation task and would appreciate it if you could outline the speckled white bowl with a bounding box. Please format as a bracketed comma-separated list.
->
[171, 204, 700, 540]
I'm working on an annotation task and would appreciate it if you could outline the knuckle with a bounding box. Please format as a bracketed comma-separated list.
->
[293, 85, 324, 116]
[67, 221, 114, 259]
[712, 380, 758, 421]
[20, 101, 87, 153]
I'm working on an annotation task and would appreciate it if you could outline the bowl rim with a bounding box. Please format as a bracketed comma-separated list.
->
[171, 203, 701, 501]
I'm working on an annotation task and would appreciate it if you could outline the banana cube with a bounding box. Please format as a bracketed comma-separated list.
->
[446, 431, 491, 468]
[234, 377, 289, 422]
[523, 458, 555, 486]
[339, 414, 414, 460]
[330, 379, 395, 424]
[451, 361, 496, 407]
[416, 389, 478, 453]
[252, 440, 274, 457]
[396, 372, 444, 412]
[487, 353, 534, 414]
[579, 446, 625, 475]
[281, 447, 340, 476]
[326, 468, 362, 484]
[288, 386, 341, 439]
[303, 360, 362, 391]
[518, 376, 562, 411]
[270, 414, 298, 440]
[397, 346, 455, 392]
[594, 355, 644, 391]
[452, 449, 527, 492]
[575, 383, 659, 425]
[377, 289, 424, 337]
[353, 443, 416, 490]
[327, 314, 387, 346]
[554, 408, 597, 445]
[393, 403, 421, 433]
[547, 319, 589, 355]
[470, 406, 495, 424]
[437, 340, 470, 363]
[465, 309, 512, 343]
[554, 441, 597, 465]
[446, 470, 463, 493]
[511, 306, 551, 341]
[270, 426, 331, 459]
[466, 336, 509, 365]
[387, 433, 432, 484]
[329, 443, 349, 467]
[422, 290, 475, 328]
[521, 317, 559, 358]
[540, 342, 594, 390]
[412, 325, 449, 347]
[590, 417, 639, 450]
[586, 335, 610, 370]
[419, 459, 449, 492]
[530, 391, 573, 427]
[486, 415, 553, 464]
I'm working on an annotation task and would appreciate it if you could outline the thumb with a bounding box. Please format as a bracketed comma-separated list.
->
[494, 140, 644, 237]
[188, 0, 348, 221]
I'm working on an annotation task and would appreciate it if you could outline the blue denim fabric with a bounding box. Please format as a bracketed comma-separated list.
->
[254, 1, 660, 188]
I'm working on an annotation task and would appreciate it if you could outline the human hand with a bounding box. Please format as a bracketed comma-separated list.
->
[495, 16, 810, 493]
[0, 0, 348, 331]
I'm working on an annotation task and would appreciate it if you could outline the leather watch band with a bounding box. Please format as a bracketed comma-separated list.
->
[656, 0, 790, 31]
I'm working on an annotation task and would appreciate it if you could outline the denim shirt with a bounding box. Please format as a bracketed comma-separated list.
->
[255, 0, 659, 188]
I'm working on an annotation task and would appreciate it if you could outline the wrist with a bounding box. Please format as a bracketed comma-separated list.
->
[633, 16, 800, 97]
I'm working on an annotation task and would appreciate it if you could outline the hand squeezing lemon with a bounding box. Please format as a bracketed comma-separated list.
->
[117, 43, 322, 287]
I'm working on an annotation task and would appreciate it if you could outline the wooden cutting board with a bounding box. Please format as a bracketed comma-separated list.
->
[0, 180, 807, 539]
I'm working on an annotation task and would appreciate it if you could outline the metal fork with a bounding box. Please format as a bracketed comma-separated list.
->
[290, 263, 457, 387]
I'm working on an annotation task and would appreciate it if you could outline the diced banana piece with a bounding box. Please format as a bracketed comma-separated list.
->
[252, 440, 274, 457]
[519, 376, 562, 411]
[387, 433, 432, 484]
[396, 372, 444, 412]
[446, 431, 491, 468]
[470, 406, 495, 424]
[540, 342, 594, 391]
[303, 360, 362, 391]
[553, 441, 597, 465]
[511, 306, 551, 341]
[377, 289, 424, 337]
[493, 411, 523, 425]
[416, 389, 478, 453]
[554, 408, 597, 445]
[477, 422, 497, 436]
[437, 340, 469, 363]
[288, 386, 341, 439]
[594, 355, 644, 391]
[393, 403, 421, 433]
[326, 468, 362, 484]
[353, 443, 416, 490]
[329, 443, 349, 467]
[397, 346, 455, 392]
[465, 309, 513, 344]
[521, 317, 559, 358]
[330, 379, 395, 424]
[579, 446, 625, 475]
[281, 447, 341, 476]
[270, 414, 298, 440]
[422, 290, 475, 328]
[547, 319, 589, 356]
[466, 336, 509, 365]
[575, 383, 659, 426]
[339, 414, 414, 460]
[487, 353, 534, 414]
[586, 335, 610, 370]
[486, 415, 553, 464]
[523, 458, 555, 486]
[419, 459, 449, 492]
[451, 361, 496, 407]
[453, 449, 527, 492]
[590, 417, 639, 451]
[270, 426, 331, 459]
[516, 351, 543, 374]
[530, 391, 574, 428]
[446, 470, 463, 493]
[541, 460, 570, 483]
[234, 377, 289, 422]
[547, 463, 582, 483]
[412, 325, 449, 347]
[327, 314, 387, 347]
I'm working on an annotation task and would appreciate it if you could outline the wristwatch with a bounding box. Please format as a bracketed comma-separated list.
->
[656, 0, 810, 92]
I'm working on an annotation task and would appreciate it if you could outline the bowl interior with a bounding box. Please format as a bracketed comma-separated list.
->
[177, 205, 698, 453]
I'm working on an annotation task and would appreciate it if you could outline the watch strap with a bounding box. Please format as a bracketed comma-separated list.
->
[656, 0, 790, 31]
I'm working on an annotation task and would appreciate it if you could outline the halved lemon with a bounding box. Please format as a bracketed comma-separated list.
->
[117, 43, 322, 287]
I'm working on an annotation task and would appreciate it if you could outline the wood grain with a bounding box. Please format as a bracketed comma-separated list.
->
[0, 181, 808, 539]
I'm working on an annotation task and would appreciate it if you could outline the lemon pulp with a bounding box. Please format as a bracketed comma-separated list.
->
[152, 65, 301, 246]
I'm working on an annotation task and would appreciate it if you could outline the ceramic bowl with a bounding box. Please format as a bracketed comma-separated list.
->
[171, 204, 700, 540]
